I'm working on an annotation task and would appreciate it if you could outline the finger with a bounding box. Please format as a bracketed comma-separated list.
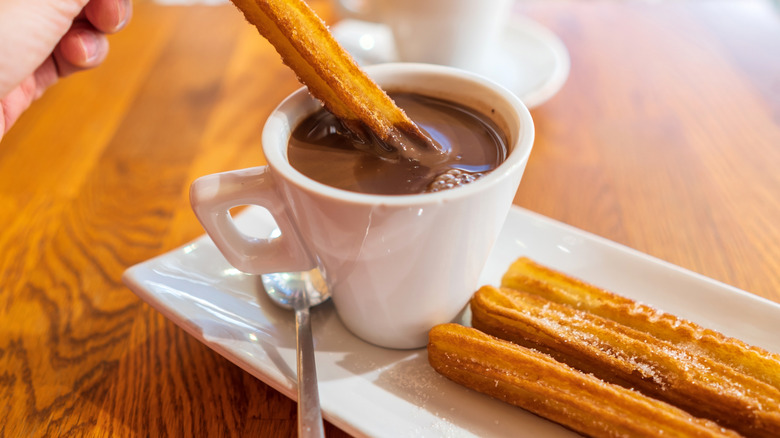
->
[33, 57, 61, 98]
[0, 57, 60, 140]
[53, 23, 109, 77]
[84, 0, 132, 34]
[1, 75, 37, 138]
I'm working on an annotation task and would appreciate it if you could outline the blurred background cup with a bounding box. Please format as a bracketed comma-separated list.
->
[335, 0, 513, 74]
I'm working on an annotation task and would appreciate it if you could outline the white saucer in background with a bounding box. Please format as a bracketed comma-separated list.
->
[330, 19, 399, 65]
[330, 16, 570, 109]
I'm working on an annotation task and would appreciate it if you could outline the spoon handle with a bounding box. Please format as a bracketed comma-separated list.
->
[296, 307, 325, 438]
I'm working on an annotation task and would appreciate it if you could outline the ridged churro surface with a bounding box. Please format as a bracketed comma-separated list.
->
[428, 323, 739, 438]
[228, 0, 437, 159]
[502, 257, 780, 393]
[470, 259, 780, 437]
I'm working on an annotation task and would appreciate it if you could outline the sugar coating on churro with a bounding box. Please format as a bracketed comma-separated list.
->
[467, 258, 780, 438]
[228, 0, 439, 160]
[428, 323, 740, 438]
[501, 257, 780, 393]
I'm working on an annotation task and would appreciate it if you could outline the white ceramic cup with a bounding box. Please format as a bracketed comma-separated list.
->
[190, 63, 534, 349]
[335, 0, 512, 74]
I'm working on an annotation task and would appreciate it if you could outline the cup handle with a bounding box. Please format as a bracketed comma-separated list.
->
[189, 166, 315, 275]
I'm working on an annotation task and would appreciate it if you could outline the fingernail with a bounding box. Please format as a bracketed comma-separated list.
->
[116, 0, 131, 31]
[77, 30, 100, 63]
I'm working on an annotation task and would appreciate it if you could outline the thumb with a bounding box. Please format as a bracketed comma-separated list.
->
[0, 0, 90, 97]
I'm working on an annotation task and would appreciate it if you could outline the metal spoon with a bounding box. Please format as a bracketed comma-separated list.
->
[261, 269, 330, 438]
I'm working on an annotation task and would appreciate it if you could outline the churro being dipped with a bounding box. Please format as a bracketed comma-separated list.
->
[470, 284, 780, 438]
[228, 0, 440, 161]
[428, 323, 739, 438]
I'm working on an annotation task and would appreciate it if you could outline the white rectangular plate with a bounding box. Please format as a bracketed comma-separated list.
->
[123, 205, 780, 437]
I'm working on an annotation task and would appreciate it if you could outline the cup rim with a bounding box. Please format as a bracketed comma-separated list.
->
[262, 63, 534, 206]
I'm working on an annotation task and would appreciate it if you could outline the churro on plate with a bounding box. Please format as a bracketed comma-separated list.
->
[467, 259, 780, 437]
[501, 257, 780, 394]
[428, 323, 739, 438]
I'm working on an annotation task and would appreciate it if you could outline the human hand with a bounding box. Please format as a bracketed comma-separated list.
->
[0, 0, 132, 141]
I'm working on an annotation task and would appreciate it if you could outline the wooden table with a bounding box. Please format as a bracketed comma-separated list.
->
[2, 0, 778, 436]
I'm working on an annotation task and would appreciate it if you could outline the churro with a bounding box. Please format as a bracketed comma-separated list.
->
[470, 284, 780, 437]
[428, 323, 739, 438]
[501, 257, 780, 393]
[228, 0, 439, 160]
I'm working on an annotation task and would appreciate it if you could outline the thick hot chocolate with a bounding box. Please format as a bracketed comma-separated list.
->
[287, 93, 508, 195]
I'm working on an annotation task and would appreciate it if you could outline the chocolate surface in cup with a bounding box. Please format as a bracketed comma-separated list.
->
[287, 93, 508, 195]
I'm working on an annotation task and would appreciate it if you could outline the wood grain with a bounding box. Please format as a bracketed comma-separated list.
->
[0, 0, 777, 436]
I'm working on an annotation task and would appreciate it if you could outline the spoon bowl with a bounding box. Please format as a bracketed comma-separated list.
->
[261, 268, 330, 438]
[262, 269, 330, 310]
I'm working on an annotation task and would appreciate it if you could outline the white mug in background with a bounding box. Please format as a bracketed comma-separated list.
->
[334, 0, 513, 74]
[190, 63, 534, 349]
